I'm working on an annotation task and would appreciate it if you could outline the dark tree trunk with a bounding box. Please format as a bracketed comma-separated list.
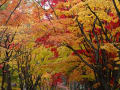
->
[1, 63, 6, 90]
[6, 64, 12, 90]
[17, 61, 24, 90]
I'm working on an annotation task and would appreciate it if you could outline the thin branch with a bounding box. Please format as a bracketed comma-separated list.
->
[47, 0, 58, 19]
[92, 18, 100, 64]
[5, 0, 22, 25]
[0, 0, 7, 8]
[88, 32, 92, 42]
[87, 5, 120, 51]
[112, 0, 120, 19]
[0, 27, 8, 43]
[33, 75, 41, 88]
[87, 4, 109, 42]
[83, 42, 90, 53]
[92, 18, 100, 48]
[34, 0, 46, 10]
[10, 32, 16, 43]
[65, 44, 95, 70]
[76, 17, 96, 50]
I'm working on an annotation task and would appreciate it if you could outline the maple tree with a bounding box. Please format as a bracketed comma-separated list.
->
[0, 0, 120, 90]
[33, 0, 120, 89]
[0, 0, 34, 90]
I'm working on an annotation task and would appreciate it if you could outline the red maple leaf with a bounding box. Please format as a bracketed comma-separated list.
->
[72, 50, 85, 55]
[0, 64, 3, 69]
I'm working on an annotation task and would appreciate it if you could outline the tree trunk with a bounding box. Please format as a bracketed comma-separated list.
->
[17, 61, 24, 90]
[96, 71, 111, 90]
[6, 64, 12, 90]
[19, 74, 24, 90]
[1, 63, 6, 90]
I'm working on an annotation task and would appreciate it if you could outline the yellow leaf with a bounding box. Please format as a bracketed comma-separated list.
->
[41, 72, 51, 79]
[101, 43, 118, 53]
[93, 82, 100, 88]
[114, 67, 119, 70]
[107, 64, 113, 70]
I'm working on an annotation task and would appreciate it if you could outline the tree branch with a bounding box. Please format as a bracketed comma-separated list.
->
[0, 0, 7, 8]
[112, 0, 120, 19]
[5, 0, 22, 25]
[65, 44, 95, 70]
[87, 4, 109, 42]
[47, 0, 58, 19]
[76, 17, 96, 50]
[92, 18, 100, 64]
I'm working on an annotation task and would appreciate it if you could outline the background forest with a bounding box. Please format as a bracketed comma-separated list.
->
[0, 0, 120, 90]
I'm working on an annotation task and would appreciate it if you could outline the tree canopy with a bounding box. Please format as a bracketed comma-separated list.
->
[0, 0, 119, 90]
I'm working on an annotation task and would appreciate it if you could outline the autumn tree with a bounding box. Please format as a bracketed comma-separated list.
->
[0, 0, 34, 90]
[34, 0, 120, 89]
[0, 0, 120, 89]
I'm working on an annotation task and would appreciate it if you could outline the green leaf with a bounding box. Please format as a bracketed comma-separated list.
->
[0, 3, 8, 10]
